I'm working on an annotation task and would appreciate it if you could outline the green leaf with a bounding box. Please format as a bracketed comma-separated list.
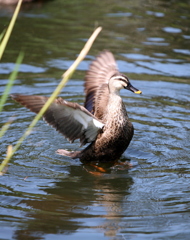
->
[0, 52, 24, 113]
[0, 0, 23, 60]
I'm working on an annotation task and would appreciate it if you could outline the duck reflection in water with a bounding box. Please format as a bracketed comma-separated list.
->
[11, 51, 142, 170]
[12, 165, 134, 239]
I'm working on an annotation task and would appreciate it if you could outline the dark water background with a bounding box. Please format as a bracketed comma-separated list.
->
[0, 0, 190, 239]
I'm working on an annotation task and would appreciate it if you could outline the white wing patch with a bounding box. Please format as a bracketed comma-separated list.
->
[73, 109, 90, 129]
[93, 119, 104, 128]
[54, 104, 104, 143]
[73, 109, 104, 142]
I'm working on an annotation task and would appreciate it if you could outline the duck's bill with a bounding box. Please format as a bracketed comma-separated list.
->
[126, 83, 142, 94]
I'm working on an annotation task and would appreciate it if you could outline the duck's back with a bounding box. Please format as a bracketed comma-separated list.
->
[84, 51, 119, 120]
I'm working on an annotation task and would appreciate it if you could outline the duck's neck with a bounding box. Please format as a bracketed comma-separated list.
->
[105, 92, 128, 123]
[108, 91, 123, 108]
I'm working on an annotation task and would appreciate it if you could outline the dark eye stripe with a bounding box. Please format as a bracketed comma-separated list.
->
[112, 75, 128, 83]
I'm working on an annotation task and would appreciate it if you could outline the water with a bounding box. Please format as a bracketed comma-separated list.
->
[0, 0, 190, 239]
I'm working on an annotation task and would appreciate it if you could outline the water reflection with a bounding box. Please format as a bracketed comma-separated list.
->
[12, 166, 133, 239]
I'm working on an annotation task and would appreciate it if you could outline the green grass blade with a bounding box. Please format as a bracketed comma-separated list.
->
[0, 29, 6, 43]
[0, 52, 24, 112]
[0, 118, 14, 139]
[0, 0, 23, 60]
[0, 145, 12, 174]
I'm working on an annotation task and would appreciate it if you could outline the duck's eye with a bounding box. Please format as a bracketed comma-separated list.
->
[119, 78, 128, 86]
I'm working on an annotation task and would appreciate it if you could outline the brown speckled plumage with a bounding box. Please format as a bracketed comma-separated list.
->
[11, 51, 141, 163]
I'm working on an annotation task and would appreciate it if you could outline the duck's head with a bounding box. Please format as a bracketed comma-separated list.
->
[109, 74, 142, 94]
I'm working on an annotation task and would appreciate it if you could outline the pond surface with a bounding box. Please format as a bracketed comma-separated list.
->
[0, 0, 190, 239]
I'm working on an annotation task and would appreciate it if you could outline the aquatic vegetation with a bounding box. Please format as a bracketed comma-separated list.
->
[0, 0, 102, 174]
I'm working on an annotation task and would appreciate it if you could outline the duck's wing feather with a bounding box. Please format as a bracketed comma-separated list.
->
[11, 94, 104, 146]
[84, 50, 119, 118]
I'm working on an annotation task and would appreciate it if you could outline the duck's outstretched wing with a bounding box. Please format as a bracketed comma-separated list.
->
[84, 50, 119, 119]
[11, 94, 104, 146]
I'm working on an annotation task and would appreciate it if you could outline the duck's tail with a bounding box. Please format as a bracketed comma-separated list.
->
[56, 149, 81, 159]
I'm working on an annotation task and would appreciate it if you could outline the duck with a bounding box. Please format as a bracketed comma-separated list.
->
[11, 50, 142, 163]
